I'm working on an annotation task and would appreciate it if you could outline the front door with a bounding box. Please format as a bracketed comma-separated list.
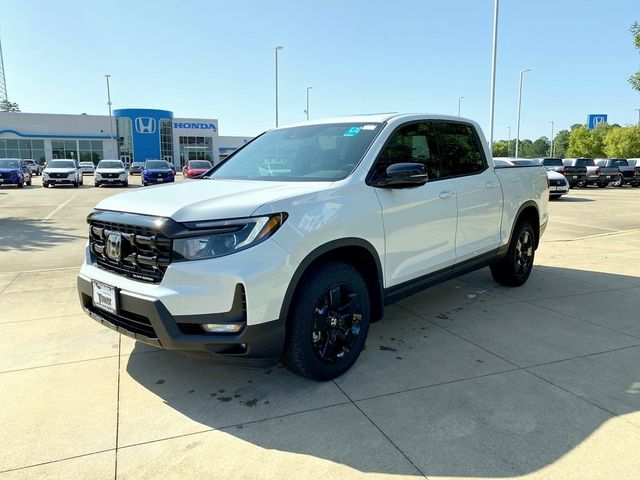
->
[372, 121, 458, 287]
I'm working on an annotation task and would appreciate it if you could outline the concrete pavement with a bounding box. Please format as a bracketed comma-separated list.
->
[1, 179, 639, 479]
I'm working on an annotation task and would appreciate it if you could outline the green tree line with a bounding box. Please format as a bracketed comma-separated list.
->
[493, 123, 640, 159]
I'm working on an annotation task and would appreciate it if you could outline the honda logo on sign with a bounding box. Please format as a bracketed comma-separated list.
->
[135, 117, 156, 134]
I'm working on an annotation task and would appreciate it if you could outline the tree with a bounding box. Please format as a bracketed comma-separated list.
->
[630, 22, 640, 93]
[518, 139, 535, 158]
[604, 126, 640, 158]
[553, 130, 570, 157]
[492, 140, 509, 157]
[0, 100, 21, 112]
[567, 125, 605, 158]
[531, 136, 550, 157]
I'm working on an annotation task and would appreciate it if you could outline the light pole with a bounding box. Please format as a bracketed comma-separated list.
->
[507, 126, 511, 156]
[635, 108, 640, 126]
[104, 74, 115, 157]
[457, 96, 465, 117]
[549, 121, 555, 157]
[515, 68, 531, 158]
[488, 0, 499, 154]
[274, 46, 284, 127]
[305, 86, 312, 120]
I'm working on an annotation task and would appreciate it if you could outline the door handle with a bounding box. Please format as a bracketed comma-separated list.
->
[439, 191, 455, 199]
[485, 181, 499, 189]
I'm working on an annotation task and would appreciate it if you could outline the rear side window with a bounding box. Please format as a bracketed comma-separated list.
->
[543, 158, 563, 166]
[610, 159, 628, 167]
[575, 159, 594, 167]
[373, 122, 444, 180]
[436, 122, 486, 176]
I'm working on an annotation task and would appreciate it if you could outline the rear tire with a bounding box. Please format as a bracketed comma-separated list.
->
[612, 175, 624, 187]
[282, 261, 371, 381]
[597, 183, 607, 188]
[490, 221, 536, 287]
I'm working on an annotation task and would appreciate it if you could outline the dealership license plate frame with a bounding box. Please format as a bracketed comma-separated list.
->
[92, 281, 118, 314]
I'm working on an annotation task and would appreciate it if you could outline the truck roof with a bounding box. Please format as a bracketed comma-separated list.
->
[278, 113, 479, 130]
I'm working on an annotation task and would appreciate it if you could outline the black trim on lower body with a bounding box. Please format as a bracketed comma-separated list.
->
[77, 276, 284, 367]
[383, 249, 500, 305]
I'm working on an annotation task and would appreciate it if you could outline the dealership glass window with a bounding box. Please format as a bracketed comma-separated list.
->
[178, 136, 213, 167]
[79, 140, 104, 163]
[52, 140, 78, 160]
[160, 119, 173, 162]
[117, 117, 134, 162]
[0, 138, 46, 164]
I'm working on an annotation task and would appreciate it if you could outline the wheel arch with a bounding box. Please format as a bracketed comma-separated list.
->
[509, 201, 541, 249]
[279, 238, 384, 326]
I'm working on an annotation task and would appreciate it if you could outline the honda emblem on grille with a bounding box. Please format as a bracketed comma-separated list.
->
[105, 233, 122, 261]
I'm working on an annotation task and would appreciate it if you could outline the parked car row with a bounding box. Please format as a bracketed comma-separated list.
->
[0, 157, 186, 189]
[495, 158, 570, 200]
[539, 157, 640, 189]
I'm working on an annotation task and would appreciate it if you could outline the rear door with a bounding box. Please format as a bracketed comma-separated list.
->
[435, 121, 503, 262]
[372, 121, 458, 287]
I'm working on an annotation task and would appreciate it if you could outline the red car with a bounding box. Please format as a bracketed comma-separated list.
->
[182, 160, 213, 178]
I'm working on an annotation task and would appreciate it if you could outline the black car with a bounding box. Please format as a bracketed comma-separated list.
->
[129, 161, 145, 175]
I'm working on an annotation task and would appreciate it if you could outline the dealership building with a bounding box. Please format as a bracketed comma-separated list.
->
[0, 108, 252, 167]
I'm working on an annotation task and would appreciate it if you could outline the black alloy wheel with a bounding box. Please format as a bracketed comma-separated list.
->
[311, 283, 363, 364]
[490, 221, 536, 287]
[282, 261, 371, 380]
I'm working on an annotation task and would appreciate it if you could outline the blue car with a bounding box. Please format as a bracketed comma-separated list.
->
[142, 160, 175, 186]
[0, 158, 32, 188]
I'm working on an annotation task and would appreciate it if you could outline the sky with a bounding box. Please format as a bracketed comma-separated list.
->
[1, 0, 639, 140]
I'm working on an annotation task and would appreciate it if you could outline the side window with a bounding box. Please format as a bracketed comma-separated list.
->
[436, 122, 486, 176]
[373, 122, 444, 180]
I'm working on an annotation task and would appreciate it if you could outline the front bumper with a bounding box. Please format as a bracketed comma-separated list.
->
[144, 175, 175, 184]
[78, 275, 284, 366]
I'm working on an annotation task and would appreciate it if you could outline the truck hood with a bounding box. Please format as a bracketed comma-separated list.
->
[96, 168, 126, 174]
[44, 168, 76, 174]
[0, 168, 20, 174]
[94, 178, 332, 222]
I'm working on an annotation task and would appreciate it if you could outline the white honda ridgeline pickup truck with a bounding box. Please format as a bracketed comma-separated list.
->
[78, 114, 549, 380]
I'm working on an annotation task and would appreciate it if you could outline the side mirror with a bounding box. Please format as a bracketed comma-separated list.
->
[373, 162, 428, 188]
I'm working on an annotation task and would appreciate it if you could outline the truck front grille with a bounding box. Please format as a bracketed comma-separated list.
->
[549, 179, 565, 186]
[49, 172, 68, 178]
[89, 219, 172, 283]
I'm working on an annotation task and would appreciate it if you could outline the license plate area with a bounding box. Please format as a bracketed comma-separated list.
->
[92, 281, 118, 314]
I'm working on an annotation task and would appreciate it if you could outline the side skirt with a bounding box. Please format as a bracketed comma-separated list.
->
[383, 248, 506, 306]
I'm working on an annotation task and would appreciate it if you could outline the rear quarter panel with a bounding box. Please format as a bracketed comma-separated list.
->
[494, 166, 549, 247]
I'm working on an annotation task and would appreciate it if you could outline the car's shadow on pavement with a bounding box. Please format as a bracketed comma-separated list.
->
[556, 196, 595, 202]
[0, 217, 84, 251]
[124, 266, 640, 477]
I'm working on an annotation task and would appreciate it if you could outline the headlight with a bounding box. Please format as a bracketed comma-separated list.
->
[172, 213, 287, 261]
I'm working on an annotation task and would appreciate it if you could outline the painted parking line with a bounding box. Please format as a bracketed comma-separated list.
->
[43, 195, 78, 221]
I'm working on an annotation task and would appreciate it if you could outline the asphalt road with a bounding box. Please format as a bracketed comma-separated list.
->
[1, 178, 639, 479]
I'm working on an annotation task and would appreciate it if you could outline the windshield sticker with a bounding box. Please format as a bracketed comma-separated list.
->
[344, 126, 362, 137]
[361, 125, 377, 130]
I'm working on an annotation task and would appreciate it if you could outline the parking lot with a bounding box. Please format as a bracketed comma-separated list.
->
[1, 178, 639, 480]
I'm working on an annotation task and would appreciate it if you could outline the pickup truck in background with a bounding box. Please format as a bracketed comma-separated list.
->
[77, 114, 549, 380]
[595, 159, 640, 187]
[627, 159, 640, 176]
[563, 158, 615, 188]
[538, 157, 586, 188]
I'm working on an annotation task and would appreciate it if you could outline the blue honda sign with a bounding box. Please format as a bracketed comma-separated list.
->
[174, 122, 217, 131]
[587, 114, 607, 130]
[114, 108, 173, 162]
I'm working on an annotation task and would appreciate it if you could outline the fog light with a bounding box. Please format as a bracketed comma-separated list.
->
[201, 323, 244, 333]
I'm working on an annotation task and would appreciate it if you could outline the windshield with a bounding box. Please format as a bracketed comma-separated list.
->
[80, 162, 93, 166]
[575, 159, 594, 166]
[542, 158, 563, 166]
[145, 161, 169, 169]
[97, 161, 124, 169]
[132, 162, 144, 167]
[609, 159, 628, 167]
[211, 123, 382, 181]
[188, 161, 212, 169]
[48, 160, 76, 169]
[0, 159, 20, 168]
[24, 160, 35, 165]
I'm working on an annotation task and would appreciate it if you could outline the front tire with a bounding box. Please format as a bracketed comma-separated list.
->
[282, 261, 371, 381]
[612, 175, 624, 187]
[17, 177, 24, 188]
[490, 221, 536, 287]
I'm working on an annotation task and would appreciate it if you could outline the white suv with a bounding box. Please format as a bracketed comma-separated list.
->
[94, 159, 129, 187]
[78, 114, 549, 380]
[43, 159, 83, 188]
